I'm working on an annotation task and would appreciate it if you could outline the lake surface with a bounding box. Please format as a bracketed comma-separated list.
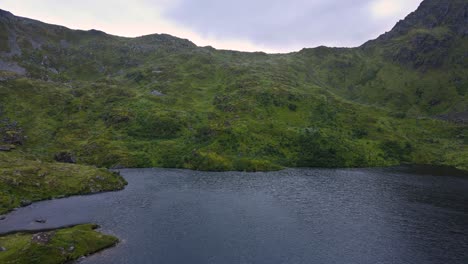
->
[1, 167, 467, 264]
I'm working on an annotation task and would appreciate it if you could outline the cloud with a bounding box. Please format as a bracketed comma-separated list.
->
[1, 0, 423, 53]
[370, 0, 422, 19]
[0, 0, 174, 36]
[162, 0, 423, 51]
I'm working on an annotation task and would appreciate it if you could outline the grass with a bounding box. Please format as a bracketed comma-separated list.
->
[0, 152, 127, 215]
[1, 75, 465, 173]
[0, 224, 118, 264]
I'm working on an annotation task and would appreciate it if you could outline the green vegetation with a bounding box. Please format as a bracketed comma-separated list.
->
[0, 224, 118, 264]
[0, 0, 463, 261]
[0, 151, 127, 214]
[0, 70, 464, 173]
[0, 0, 466, 180]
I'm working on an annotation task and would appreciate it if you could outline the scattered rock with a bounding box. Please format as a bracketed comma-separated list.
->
[20, 199, 32, 206]
[35, 218, 47, 224]
[48, 67, 59, 74]
[150, 90, 164, 96]
[95, 175, 105, 181]
[0, 216, 5, 220]
[67, 245, 75, 252]
[0, 246, 6, 252]
[32, 231, 55, 245]
[434, 111, 468, 124]
[0, 145, 14, 151]
[58, 247, 65, 254]
[54, 151, 76, 164]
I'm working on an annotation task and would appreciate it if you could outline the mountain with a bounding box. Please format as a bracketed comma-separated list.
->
[0, 0, 467, 212]
[298, 0, 467, 115]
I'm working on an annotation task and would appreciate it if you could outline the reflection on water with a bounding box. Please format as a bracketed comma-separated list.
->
[1, 167, 467, 264]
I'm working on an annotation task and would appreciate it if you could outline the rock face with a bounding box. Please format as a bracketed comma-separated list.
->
[362, 0, 468, 69]
[0, 7, 197, 79]
[370, 0, 468, 42]
[0, 60, 26, 75]
[133, 33, 197, 51]
[54, 151, 77, 164]
[0, 118, 25, 146]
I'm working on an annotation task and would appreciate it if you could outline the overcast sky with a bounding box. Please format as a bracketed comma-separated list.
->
[1, 0, 423, 53]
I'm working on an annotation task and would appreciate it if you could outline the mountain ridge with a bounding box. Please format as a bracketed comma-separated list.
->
[0, 0, 466, 176]
[1, 0, 466, 54]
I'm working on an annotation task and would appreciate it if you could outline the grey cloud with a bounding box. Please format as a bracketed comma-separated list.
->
[163, 0, 408, 50]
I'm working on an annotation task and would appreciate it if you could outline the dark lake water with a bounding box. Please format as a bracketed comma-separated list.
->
[1, 167, 468, 264]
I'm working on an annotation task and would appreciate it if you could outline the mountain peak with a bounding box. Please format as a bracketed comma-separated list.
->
[376, 0, 468, 42]
[360, 0, 467, 69]
[0, 9, 13, 17]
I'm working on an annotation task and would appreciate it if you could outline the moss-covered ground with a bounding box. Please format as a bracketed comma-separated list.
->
[0, 152, 127, 214]
[1, 76, 465, 173]
[0, 224, 118, 264]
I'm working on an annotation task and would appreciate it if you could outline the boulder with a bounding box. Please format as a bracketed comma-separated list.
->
[0, 118, 25, 145]
[20, 199, 32, 206]
[0, 145, 14, 151]
[32, 232, 55, 245]
[150, 90, 164, 96]
[54, 152, 76, 164]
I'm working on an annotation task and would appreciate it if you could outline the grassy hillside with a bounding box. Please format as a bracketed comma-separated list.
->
[0, 75, 465, 172]
[0, 0, 466, 176]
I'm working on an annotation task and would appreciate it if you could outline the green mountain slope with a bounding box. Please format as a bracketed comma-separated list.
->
[0, 0, 466, 176]
[299, 0, 467, 115]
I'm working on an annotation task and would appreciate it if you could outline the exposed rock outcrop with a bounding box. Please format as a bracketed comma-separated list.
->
[362, 0, 468, 69]
[434, 111, 468, 124]
[54, 152, 77, 164]
[32, 231, 55, 245]
[0, 118, 25, 145]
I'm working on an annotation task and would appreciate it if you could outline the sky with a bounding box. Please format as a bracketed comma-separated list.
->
[0, 0, 423, 53]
